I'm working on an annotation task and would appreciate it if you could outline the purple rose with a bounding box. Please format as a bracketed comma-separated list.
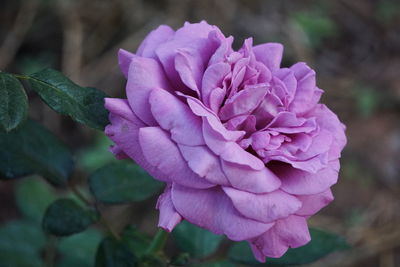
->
[104, 21, 346, 262]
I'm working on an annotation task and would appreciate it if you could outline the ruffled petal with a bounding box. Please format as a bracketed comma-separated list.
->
[156, 185, 182, 232]
[296, 189, 334, 216]
[249, 215, 310, 259]
[253, 43, 283, 71]
[149, 88, 204, 146]
[201, 62, 231, 108]
[126, 56, 172, 125]
[178, 144, 230, 185]
[138, 126, 214, 189]
[171, 184, 274, 241]
[270, 160, 340, 195]
[221, 161, 281, 193]
[223, 187, 301, 223]
[104, 98, 168, 182]
[136, 25, 174, 59]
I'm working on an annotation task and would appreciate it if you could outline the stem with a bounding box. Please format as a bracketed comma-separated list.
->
[146, 229, 169, 255]
[13, 74, 28, 80]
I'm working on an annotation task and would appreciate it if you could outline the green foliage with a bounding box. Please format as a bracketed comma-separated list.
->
[58, 228, 104, 267]
[192, 261, 236, 267]
[0, 119, 73, 185]
[43, 198, 100, 236]
[172, 220, 224, 259]
[15, 177, 58, 223]
[121, 225, 151, 258]
[78, 134, 118, 173]
[229, 228, 349, 266]
[27, 68, 109, 130]
[0, 72, 28, 132]
[89, 161, 164, 204]
[0, 221, 46, 267]
[95, 237, 138, 267]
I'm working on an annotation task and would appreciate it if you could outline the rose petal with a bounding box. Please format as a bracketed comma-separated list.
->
[136, 25, 175, 59]
[253, 43, 283, 71]
[126, 56, 171, 125]
[104, 98, 169, 182]
[149, 88, 204, 146]
[201, 62, 231, 107]
[223, 187, 301, 223]
[138, 126, 214, 189]
[118, 49, 135, 78]
[171, 184, 274, 241]
[156, 185, 182, 232]
[249, 215, 310, 259]
[296, 189, 334, 216]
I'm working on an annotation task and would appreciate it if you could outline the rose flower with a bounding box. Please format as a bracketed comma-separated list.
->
[105, 21, 346, 262]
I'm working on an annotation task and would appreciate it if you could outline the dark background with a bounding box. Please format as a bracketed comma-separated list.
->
[1, 0, 400, 266]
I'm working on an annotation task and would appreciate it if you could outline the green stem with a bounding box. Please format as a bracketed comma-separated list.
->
[12, 74, 28, 80]
[146, 229, 169, 255]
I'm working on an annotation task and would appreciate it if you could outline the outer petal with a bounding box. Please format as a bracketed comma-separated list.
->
[149, 88, 204, 146]
[249, 215, 311, 260]
[253, 43, 283, 71]
[296, 189, 334, 216]
[138, 126, 214, 189]
[156, 185, 182, 232]
[104, 98, 168, 182]
[118, 49, 135, 78]
[222, 187, 301, 223]
[136, 25, 175, 59]
[270, 160, 340, 195]
[171, 184, 274, 241]
[126, 56, 171, 125]
[178, 144, 230, 185]
[221, 161, 281, 194]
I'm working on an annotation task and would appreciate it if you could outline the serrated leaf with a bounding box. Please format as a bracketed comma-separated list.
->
[229, 228, 350, 266]
[173, 220, 224, 259]
[89, 161, 164, 204]
[95, 237, 138, 267]
[0, 72, 28, 131]
[42, 198, 99, 236]
[0, 220, 46, 267]
[58, 228, 103, 267]
[0, 119, 73, 185]
[15, 177, 57, 223]
[27, 68, 109, 130]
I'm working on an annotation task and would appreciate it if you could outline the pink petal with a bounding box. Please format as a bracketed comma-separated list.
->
[156, 185, 182, 232]
[253, 43, 283, 71]
[126, 56, 171, 125]
[250, 215, 310, 259]
[118, 49, 135, 78]
[175, 21, 221, 40]
[136, 25, 174, 59]
[104, 99, 169, 182]
[223, 187, 301, 223]
[178, 144, 230, 185]
[149, 88, 204, 146]
[201, 62, 231, 107]
[174, 49, 202, 94]
[138, 126, 214, 189]
[219, 84, 268, 121]
[221, 161, 281, 193]
[270, 160, 340, 195]
[296, 189, 334, 216]
[171, 184, 274, 241]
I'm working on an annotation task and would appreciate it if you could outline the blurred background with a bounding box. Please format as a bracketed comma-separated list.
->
[1, 0, 400, 266]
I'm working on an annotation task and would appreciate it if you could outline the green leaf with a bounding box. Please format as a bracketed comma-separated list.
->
[42, 198, 100, 236]
[121, 225, 151, 258]
[27, 68, 109, 130]
[0, 72, 28, 131]
[0, 119, 73, 185]
[15, 176, 57, 223]
[229, 228, 350, 266]
[89, 161, 164, 204]
[173, 220, 224, 259]
[95, 237, 138, 267]
[58, 228, 104, 267]
[0, 220, 46, 267]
